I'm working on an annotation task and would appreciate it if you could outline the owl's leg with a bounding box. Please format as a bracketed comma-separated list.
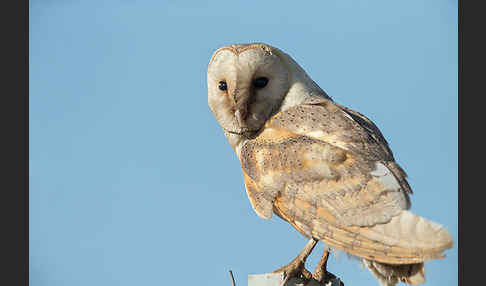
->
[272, 237, 318, 286]
[312, 247, 330, 282]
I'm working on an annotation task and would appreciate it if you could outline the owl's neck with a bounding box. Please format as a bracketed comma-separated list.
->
[280, 81, 330, 111]
[275, 48, 332, 112]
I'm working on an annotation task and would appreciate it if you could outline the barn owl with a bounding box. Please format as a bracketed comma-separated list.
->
[207, 43, 453, 286]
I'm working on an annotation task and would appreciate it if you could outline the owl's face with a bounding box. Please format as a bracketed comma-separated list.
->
[207, 44, 290, 139]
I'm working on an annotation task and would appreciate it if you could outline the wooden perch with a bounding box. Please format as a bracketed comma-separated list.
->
[230, 247, 344, 286]
[230, 250, 344, 286]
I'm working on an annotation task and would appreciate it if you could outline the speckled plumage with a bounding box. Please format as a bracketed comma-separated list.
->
[207, 43, 453, 286]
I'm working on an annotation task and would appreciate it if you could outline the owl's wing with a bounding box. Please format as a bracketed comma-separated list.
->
[241, 96, 411, 224]
[335, 102, 412, 194]
[239, 97, 452, 263]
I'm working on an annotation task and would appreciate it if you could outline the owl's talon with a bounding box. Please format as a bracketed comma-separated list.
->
[272, 238, 318, 286]
[273, 257, 312, 286]
[301, 268, 313, 282]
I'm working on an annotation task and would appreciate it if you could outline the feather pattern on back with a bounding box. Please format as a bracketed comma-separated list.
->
[240, 98, 453, 264]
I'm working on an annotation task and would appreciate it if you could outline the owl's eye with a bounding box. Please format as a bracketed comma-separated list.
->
[218, 81, 227, 91]
[253, 77, 269, 89]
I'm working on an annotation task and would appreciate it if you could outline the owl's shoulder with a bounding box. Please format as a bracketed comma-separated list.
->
[262, 96, 395, 162]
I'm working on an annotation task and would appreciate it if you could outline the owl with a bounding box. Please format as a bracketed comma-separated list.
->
[207, 43, 453, 286]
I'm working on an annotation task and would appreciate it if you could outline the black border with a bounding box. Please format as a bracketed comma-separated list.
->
[2, 0, 28, 285]
[459, 0, 484, 285]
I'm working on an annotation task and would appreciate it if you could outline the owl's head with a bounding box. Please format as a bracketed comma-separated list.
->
[207, 43, 329, 144]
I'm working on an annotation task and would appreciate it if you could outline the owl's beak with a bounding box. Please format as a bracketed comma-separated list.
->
[233, 100, 259, 137]
[233, 88, 250, 129]
[235, 108, 247, 128]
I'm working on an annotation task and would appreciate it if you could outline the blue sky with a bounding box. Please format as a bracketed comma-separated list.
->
[29, 1, 457, 285]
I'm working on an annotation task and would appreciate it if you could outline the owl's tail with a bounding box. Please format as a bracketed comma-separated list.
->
[356, 210, 453, 285]
[310, 210, 453, 285]
[354, 210, 454, 262]
[316, 210, 453, 264]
